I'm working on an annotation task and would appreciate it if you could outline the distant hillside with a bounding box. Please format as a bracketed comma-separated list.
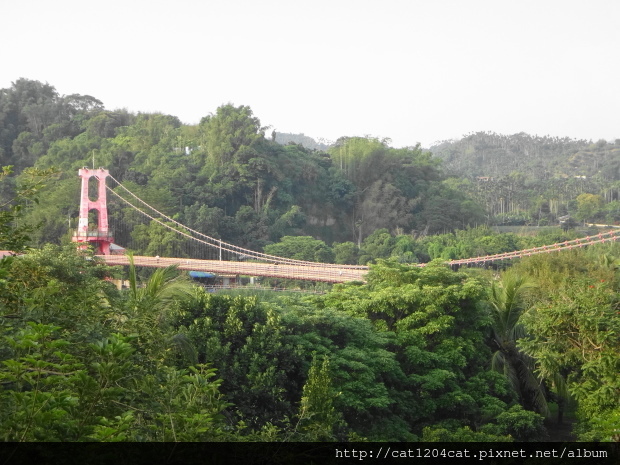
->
[430, 131, 620, 181]
[274, 132, 331, 151]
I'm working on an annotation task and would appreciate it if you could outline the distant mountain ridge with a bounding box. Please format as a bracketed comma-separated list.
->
[430, 131, 620, 181]
[273, 132, 331, 151]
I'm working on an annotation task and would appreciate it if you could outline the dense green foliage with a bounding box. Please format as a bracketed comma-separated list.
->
[4, 239, 619, 442]
[431, 132, 620, 226]
[1, 79, 489, 256]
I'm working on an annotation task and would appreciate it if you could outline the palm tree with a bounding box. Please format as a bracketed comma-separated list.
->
[487, 272, 549, 416]
[122, 253, 196, 363]
[126, 254, 193, 316]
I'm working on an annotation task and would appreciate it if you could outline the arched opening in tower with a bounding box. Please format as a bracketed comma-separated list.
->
[88, 208, 100, 231]
[88, 176, 100, 202]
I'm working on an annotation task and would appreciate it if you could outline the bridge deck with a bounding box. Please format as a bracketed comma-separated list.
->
[98, 255, 368, 283]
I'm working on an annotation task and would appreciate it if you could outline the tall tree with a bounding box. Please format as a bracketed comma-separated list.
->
[487, 272, 549, 415]
[199, 104, 264, 168]
[297, 356, 341, 440]
[519, 277, 620, 440]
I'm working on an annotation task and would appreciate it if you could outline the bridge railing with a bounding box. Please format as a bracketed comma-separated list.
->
[72, 229, 114, 239]
[448, 230, 620, 265]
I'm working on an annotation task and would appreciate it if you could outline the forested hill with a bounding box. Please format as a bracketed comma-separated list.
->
[430, 131, 620, 181]
[274, 132, 331, 151]
[4, 78, 620, 257]
[0, 78, 488, 255]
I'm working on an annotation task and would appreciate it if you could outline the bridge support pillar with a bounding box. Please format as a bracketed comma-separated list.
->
[72, 168, 114, 255]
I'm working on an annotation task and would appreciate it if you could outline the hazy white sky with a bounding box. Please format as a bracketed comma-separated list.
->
[2, 0, 619, 147]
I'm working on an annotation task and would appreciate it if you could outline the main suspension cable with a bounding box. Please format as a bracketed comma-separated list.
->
[106, 175, 366, 268]
[106, 175, 620, 268]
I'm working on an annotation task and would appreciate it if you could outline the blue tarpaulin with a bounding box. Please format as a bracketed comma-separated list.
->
[189, 271, 215, 278]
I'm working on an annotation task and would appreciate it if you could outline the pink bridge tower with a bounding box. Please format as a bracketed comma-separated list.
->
[72, 168, 114, 255]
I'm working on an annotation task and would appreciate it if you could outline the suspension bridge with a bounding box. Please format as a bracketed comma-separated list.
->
[71, 168, 620, 283]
